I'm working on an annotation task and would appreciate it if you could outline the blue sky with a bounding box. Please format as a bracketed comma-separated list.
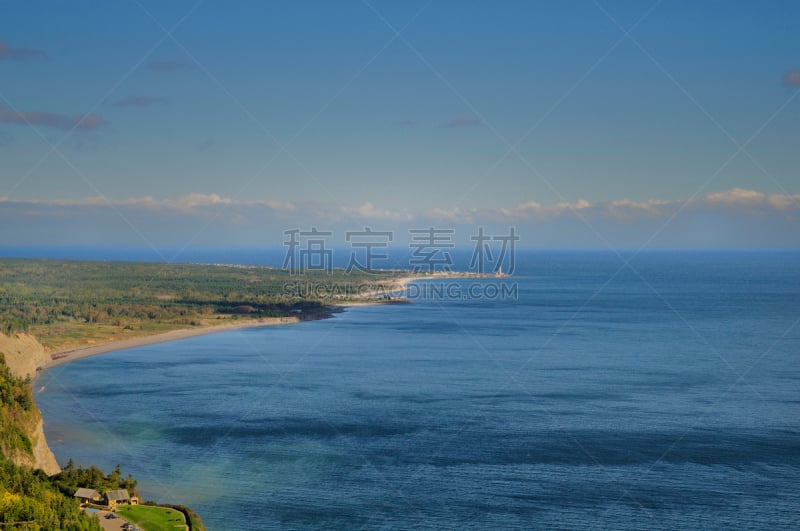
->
[1, 1, 799, 248]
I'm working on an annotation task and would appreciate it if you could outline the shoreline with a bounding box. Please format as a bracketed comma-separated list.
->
[41, 275, 431, 372]
[28, 269, 490, 499]
[42, 316, 301, 371]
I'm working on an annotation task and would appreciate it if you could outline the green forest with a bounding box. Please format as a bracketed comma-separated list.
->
[52, 461, 137, 500]
[0, 353, 100, 530]
[0, 258, 407, 351]
[0, 354, 35, 459]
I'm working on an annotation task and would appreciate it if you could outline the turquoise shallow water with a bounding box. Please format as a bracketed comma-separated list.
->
[35, 252, 800, 529]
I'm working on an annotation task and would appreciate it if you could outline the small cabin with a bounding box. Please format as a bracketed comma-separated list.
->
[74, 487, 101, 504]
[105, 489, 130, 508]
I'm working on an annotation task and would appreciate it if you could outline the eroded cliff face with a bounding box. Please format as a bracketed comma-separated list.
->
[0, 332, 61, 476]
[9, 417, 61, 476]
[0, 332, 50, 379]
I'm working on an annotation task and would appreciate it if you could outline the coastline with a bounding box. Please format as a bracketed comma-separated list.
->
[41, 275, 429, 372]
[25, 269, 488, 521]
[39, 273, 496, 372]
[43, 316, 301, 371]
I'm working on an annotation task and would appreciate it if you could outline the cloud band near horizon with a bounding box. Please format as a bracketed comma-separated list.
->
[1, 188, 796, 248]
[0, 187, 796, 222]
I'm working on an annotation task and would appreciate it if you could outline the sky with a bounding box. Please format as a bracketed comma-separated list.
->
[1, 0, 799, 249]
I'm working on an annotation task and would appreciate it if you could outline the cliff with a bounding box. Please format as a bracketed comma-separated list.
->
[10, 417, 61, 476]
[0, 333, 61, 476]
[0, 332, 50, 379]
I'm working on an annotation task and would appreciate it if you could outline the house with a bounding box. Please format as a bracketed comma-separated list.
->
[105, 489, 130, 508]
[73, 487, 101, 504]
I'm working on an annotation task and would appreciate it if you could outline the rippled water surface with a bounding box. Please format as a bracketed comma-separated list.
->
[36, 252, 800, 529]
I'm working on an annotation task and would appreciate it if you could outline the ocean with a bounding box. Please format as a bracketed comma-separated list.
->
[33, 250, 800, 529]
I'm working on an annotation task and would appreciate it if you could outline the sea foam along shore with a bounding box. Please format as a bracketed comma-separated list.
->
[42, 275, 427, 371]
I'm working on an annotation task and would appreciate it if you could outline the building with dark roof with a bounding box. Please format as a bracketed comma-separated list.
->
[73, 487, 101, 504]
[105, 489, 130, 508]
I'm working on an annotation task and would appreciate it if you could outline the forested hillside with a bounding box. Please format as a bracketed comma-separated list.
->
[0, 353, 100, 530]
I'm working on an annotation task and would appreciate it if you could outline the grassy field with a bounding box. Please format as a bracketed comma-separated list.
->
[117, 505, 187, 530]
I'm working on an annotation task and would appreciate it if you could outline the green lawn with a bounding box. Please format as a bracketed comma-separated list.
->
[116, 505, 187, 530]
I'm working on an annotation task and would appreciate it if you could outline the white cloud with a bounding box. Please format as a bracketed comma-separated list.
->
[341, 202, 414, 221]
[703, 188, 766, 205]
[701, 188, 799, 212]
[1, 188, 798, 226]
[603, 199, 672, 221]
[499, 199, 590, 220]
[427, 207, 478, 224]
[1, 188, 798, 248]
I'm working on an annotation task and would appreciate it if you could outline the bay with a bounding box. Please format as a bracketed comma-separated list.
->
[35, 252, 800, 529]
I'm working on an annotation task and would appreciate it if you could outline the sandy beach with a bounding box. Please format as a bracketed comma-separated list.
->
[42, 275, 431, 371]
[43, 316, 302, 370]
[40, 272, 491, 372]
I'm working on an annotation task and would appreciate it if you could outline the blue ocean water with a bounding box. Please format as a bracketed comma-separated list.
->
[34, 251, 800, 529]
